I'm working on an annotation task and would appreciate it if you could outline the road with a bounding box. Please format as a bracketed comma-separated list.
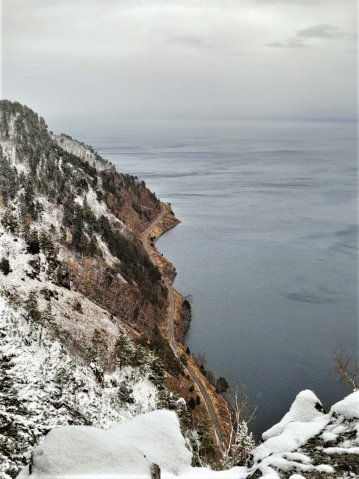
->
[141, 205, 225, 449]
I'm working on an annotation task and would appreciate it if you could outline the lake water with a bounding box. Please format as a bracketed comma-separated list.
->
[79, 118, 357, 436]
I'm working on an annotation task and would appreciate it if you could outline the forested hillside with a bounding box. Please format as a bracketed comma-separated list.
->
[0, 101, 214, 477]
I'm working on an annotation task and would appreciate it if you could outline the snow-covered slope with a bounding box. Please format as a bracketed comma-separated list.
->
[0, 100, 182, 478]
[0, 293, 165, 477]
[52, 133, 113, 172]
[17, 390, 359, 478]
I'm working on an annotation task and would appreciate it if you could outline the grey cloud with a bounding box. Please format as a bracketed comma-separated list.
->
[296, 23, 343, 39]
[167, 35, 211, 49]
[266, 38, 307, 48]
[2, 0, 356, 124]
[267, 22, 344, 48]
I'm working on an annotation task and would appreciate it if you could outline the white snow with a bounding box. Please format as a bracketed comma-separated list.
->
[246, 390, 359, 478]
[14, 388, 359, 479]
[331, 391, 359, 419]
[53, 134, 111, 172]
[254, 416, 329, 462]
[17, 411, 192, 479]
[262, 390, 324, 441]
[0, 139, 28, 173]
[0, 296, 162, 478]
[109, 410, 192, 474]
[323, 447, 359, 454]
[247, 390, 329, 477]
[18, 426, 151, 479]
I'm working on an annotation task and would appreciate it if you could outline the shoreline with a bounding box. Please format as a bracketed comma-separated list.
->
[140, 202, 180, 285]
[140, 201, 230, 452]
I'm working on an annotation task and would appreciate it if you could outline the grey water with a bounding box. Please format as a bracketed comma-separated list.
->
[79, 118, 357, 436]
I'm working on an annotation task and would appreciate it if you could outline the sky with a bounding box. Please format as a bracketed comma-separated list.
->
[1, 0, 357, 130]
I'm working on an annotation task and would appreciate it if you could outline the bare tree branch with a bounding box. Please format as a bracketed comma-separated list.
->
[333, 349, 359, 391]
[221, 385, 256, 468]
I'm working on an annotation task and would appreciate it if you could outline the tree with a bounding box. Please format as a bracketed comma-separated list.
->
[333, 350, 359, 391]
[221, 386, 256, 468]
[216, 377, 229, 394]
[25, 291, 42, 323]
[0, 257, 10, 275]
[26, 230, 40, 255]
[1, 208, 18, 233]
[188, 397, 196, 410]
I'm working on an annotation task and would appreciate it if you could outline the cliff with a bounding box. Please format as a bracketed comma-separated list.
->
[0, 100, 222, 478]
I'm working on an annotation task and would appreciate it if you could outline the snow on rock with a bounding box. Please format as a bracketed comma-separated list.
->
[17, 426, 151, 479]
[52, 134, 111, 172]
[17, 411, 191, 479]
[330, 390, 359, 420]
[109, 410, 192, 475]
[246, 390, 359, 478]
[262, 390, 325, 441]
[249, 391, 329, 476]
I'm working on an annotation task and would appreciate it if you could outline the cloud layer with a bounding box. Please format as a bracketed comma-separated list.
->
[267, 22, 346, 48]
[1, 0, 357, 130]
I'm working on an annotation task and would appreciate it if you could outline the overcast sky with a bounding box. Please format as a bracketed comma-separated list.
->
[1, 0, 357, 130]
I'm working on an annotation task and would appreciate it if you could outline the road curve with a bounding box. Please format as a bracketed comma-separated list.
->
[141, 204, 225, 450]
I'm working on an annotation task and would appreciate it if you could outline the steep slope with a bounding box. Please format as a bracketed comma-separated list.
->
[0, 100, 169, 336]
[0, 100, 209, 478]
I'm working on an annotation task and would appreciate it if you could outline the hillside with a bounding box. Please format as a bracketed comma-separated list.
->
[0, 100, 224, 478]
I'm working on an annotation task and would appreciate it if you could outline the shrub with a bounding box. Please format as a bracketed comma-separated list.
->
[216, 376, 229, 394]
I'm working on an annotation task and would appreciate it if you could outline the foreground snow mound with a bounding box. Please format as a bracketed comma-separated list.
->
[262, 390, 325, 441]
[19, 426, 151, 479]
[18, 410, 192, 479]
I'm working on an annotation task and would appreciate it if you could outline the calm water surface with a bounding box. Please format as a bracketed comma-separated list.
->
[79, 119, 357, 436]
